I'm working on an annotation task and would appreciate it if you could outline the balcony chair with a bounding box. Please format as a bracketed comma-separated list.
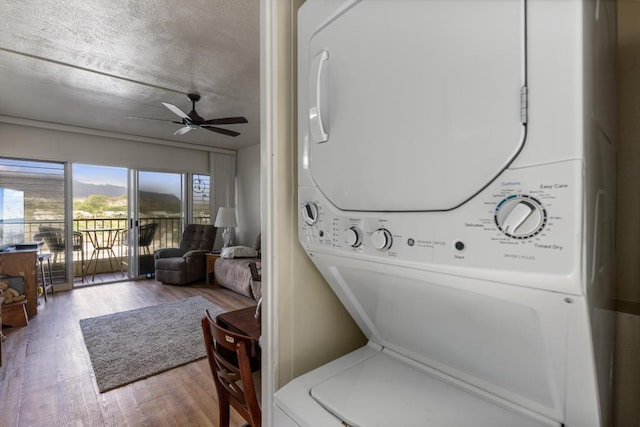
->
[119, 223, 159, 273]
[154, 224, 216, 285]
[138, 222, 159, 255]
[38, 226, 85, 283]
[201, 309, 261, 427]
[120, 223, 159, 256]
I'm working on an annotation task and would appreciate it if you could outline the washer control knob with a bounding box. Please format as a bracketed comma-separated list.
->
[301, 202, 319, 226]
[344, 226, 363, 247]
[371, 228, 393, 250]
[495, 195, 547, 239]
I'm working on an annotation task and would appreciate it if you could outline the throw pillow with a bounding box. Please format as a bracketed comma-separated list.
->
[221, 246, 259, 259]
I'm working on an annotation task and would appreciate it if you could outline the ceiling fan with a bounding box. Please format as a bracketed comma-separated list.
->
[130, 93, 248, 137]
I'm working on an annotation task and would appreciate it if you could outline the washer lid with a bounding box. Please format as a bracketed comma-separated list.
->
[306, 0, 526, 212]
[310, 351, 557, 427]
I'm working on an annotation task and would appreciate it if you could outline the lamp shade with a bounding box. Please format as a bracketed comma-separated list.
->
[214, 207, 238, 228]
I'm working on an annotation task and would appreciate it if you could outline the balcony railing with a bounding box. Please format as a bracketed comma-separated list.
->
[3, 217, 209, 283]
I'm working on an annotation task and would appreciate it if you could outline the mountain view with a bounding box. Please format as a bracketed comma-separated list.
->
[73, 181, 181, 217]
[73, 181, 127, 198]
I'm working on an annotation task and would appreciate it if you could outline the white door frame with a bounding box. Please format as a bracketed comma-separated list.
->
[261, 0, 279, 425]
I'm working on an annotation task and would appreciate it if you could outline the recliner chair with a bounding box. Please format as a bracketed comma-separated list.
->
[154, 224, 216, 285]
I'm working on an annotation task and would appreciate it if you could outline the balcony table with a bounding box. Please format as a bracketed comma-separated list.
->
[79, 227, 125, 280]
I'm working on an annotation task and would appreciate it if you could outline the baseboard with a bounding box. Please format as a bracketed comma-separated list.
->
[53, 282, 73, 292]
[614, 299, 640, 316]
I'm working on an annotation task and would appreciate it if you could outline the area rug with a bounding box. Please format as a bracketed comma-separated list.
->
[79, 296, 224, 393]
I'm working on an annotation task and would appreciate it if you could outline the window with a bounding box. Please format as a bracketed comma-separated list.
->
[0, 158, 68, 282]
[192, 174, 211, 224]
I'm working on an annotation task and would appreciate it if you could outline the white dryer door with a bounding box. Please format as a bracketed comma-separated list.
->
[306, 0, 526, 211]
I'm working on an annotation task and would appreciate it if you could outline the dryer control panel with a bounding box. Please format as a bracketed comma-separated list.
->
[299, 161, 582, 294]
[494, 195, 547, 239]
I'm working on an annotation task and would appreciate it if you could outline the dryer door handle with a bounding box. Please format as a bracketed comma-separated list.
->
[309, 50, 329, 143]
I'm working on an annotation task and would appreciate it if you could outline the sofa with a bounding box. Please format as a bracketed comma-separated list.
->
[214, 234, 261, 301]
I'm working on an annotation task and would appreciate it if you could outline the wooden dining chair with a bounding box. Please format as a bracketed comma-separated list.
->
[201, 309, 261, 427]
[248, 262, 262, 319]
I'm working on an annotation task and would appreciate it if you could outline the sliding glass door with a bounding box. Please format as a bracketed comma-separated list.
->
[0, 158, 68, 283]
[134, 171, 183, 277]
[73, 167, 184, 281]
[72, 164, 128, 284]
[75, 168, 201, 280]
[2, 157, 211, 286]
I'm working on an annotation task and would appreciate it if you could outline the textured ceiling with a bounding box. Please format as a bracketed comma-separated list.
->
[0, 0, 260, 150]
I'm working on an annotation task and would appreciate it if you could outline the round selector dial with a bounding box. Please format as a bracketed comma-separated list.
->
[371, 228, 393, 250]
[301, 202, 319, 225]
[344, 226, 363, 248]
[495, 195, 547, 239]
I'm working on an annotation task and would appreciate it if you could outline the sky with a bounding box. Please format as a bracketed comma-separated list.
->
[73, 164, 182, 197]
[73, 164, 126, 186]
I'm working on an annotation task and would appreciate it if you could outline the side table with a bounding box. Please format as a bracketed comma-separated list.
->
[0, 250, 38, 317]
[205, 253, 221, 285]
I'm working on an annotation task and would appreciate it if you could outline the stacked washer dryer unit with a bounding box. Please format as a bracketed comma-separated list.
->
[274, 0, 616, 426]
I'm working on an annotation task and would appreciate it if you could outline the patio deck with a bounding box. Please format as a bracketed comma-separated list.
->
[10, 217, 207, 285]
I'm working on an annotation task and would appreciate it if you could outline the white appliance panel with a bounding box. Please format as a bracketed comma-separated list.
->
[275, 345, 385, 427]
[273, 406, 302, 427]
[310, 351, 559, 427]
[309, 252, 571, 421]
[307, 0, 526, 211]
[300, 160, 583, 295]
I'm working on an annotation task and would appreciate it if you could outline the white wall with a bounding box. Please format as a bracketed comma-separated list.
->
[614, 2, 640, 425]
[0, 121, 210, 173]
[271, 0, 366, 390]
[617, 1, 640, 305]
[236, 143, 261, 247]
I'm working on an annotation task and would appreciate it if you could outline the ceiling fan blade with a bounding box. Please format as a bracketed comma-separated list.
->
[127, 116, 182, 124]
[201, 126, 241, 137]
[201, 116, 249, 125]
[173, 126, 194, 136]
[162, 102, 190, 120]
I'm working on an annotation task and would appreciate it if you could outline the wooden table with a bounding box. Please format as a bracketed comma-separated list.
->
[216, 306, 262, 361]
[205, 252, 221, 285]
[216, 306, 261, 339]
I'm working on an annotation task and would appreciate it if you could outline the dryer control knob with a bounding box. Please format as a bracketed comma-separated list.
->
[371, 228, 393, 250]
[344, 227, 363, 247]
[301, 202, 319, 226]
[495, 195, 547, 239]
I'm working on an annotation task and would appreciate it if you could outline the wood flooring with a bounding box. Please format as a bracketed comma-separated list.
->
[0, 280, 257, 427]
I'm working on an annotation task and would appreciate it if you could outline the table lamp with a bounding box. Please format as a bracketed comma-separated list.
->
[214, 207, 237, 248]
